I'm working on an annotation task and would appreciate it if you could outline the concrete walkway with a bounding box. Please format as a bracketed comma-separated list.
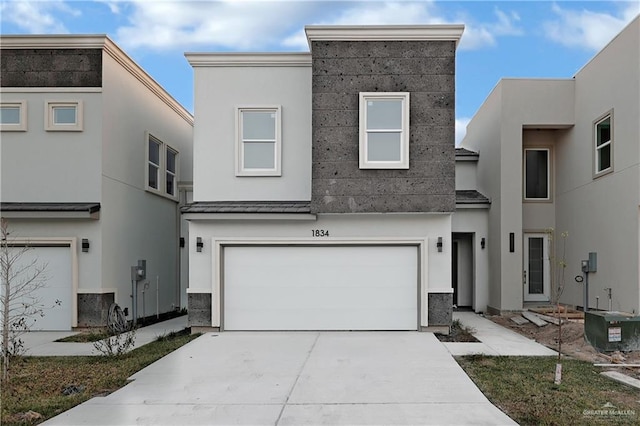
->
[19, 316, 188, 356]
[443, 311, 557, 356]
[43, 332, 517, 425]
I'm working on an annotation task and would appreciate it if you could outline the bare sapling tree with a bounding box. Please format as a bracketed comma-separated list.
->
[1, 218, 54, 380]
[546, 228, 568, 385]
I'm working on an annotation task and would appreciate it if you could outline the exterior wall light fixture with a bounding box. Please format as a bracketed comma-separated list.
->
[436, 237, 443, 253]
[196, 237, 203, 253]
[81, 238, 90, 253]
[481, 237, 486, 249]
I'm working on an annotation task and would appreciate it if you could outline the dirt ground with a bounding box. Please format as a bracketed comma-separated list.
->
[488, 314, 640, 378]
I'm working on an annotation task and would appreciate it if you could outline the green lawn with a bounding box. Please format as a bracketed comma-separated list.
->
[457, 356, 640, 425]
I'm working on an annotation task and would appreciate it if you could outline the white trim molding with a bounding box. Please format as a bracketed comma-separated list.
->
[305, 24, 465, 48]
[186, 52, 311, 67]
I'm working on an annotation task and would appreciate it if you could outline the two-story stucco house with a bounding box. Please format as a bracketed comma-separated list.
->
[183, 25, 465, 332]
[461, 16, 639, 315]
[0, 35, 193, 330]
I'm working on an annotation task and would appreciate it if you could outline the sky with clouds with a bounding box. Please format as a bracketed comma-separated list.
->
[1, 0, 638, 144]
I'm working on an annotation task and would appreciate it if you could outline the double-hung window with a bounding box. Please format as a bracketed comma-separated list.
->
[594, 113, 612, 176]
[236, 107, 281, 176]
[0, 101, 27, 131]
[45, 101, 83, 131]
[146, 132, 179, 200]
[359, 92, 409, 169]
[524, 148, 550, 200]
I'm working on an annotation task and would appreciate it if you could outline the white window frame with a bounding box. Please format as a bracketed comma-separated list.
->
[0, 100, 27, 131]
[45, 100, 83, 131]
[359, 92, 410, 169]
[235, 106, 282, 177]
[594, 112, 613, 177]
[523, 148, 551, 201]
[145, 131, 179, 201]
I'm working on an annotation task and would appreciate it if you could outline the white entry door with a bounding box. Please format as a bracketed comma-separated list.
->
[523, 233, 550, 302]
[223, 245, 418, 331]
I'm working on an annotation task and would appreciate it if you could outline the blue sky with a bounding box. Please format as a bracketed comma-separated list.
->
[1, 0, 638, 144]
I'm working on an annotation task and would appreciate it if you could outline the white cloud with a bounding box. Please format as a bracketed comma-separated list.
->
[457, 7, 523, 50]
[0, 0, 79, 34]
[114, 0, 323, 51]
[455, 117, 470, 147]
[544, 2, 640, 51]
[113, 0, 524, 52]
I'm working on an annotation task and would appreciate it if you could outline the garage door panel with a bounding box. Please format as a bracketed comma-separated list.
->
[224, 245, 418, 331]
[6, 246, 72, 331]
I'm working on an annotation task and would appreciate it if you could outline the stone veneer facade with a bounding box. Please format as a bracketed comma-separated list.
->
[310, 40, 457, 214]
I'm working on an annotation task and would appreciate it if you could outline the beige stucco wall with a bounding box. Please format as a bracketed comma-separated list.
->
[190, 59, 312, 202]
[462, 16, 639, 313]
[99, 52, 193, 314]
[0, 90, 102, 202]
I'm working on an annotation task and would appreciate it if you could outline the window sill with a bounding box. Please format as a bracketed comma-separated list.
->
[145, 186, 179, 202]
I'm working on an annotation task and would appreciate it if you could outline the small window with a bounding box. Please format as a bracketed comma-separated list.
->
[46, 101, 83, 131]
[0, 101, 27, 131]
[236, 107, 281, 176]
[359, 93, 409, 169]
[524, 149, 550, 200]
[145, 132, 179, 200]
[594, 114, 612, 176]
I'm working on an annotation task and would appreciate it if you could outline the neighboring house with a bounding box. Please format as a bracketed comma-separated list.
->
[183, 25, 465, 332]
[461, 16, 639, 315]
[0, 35, 193, 330]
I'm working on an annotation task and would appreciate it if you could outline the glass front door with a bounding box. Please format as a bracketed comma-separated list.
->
[524, 233, 550, 302]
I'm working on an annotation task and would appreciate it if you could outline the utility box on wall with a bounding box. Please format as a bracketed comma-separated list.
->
[585, 311, 640, 352]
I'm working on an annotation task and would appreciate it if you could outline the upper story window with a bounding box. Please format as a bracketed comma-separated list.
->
[45, 101, 83, 131]
[0, 101, 27, 131]
[166, 146, 178, 196]
[359, 92, 409, 169]
[145, 132, 179, 200]
[236, 106, 281, 176]
[594, 113, 612, 176]
[524, 148, 550, 201]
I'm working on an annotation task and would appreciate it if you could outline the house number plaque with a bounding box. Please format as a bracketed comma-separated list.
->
[311, 230, 330, 237]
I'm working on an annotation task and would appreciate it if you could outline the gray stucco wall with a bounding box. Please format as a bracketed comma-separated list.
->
[310, 40, 456, 214]
[1, 49, 102, 87]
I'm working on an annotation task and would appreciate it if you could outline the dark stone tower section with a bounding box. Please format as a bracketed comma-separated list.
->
[310, 40, 456, 213]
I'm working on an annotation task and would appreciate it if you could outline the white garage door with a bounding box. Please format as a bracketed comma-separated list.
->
[6, 246, 72, 331]
[224, 245, 418, 331]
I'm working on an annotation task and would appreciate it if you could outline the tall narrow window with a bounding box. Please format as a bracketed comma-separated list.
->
[166, 147, 177, 196]
[595, 114, 612, 175]
[148, 135, 161, 190]
[359, 92, 409, 169]
[236, 107, 281, 176]
[46, 101, 83, 131]
[524, 149, 550, 200]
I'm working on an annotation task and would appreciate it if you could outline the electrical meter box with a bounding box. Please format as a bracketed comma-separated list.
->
[585, 311, 640, 352]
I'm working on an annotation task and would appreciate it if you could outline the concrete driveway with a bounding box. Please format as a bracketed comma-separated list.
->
[44, 332, 516, 425]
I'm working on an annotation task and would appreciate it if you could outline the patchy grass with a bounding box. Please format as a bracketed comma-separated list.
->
[457, 356, 640, 425]
[436, 319, 480, 342]
[1, 329, 199, 426]
[55, 329, 112, 343]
